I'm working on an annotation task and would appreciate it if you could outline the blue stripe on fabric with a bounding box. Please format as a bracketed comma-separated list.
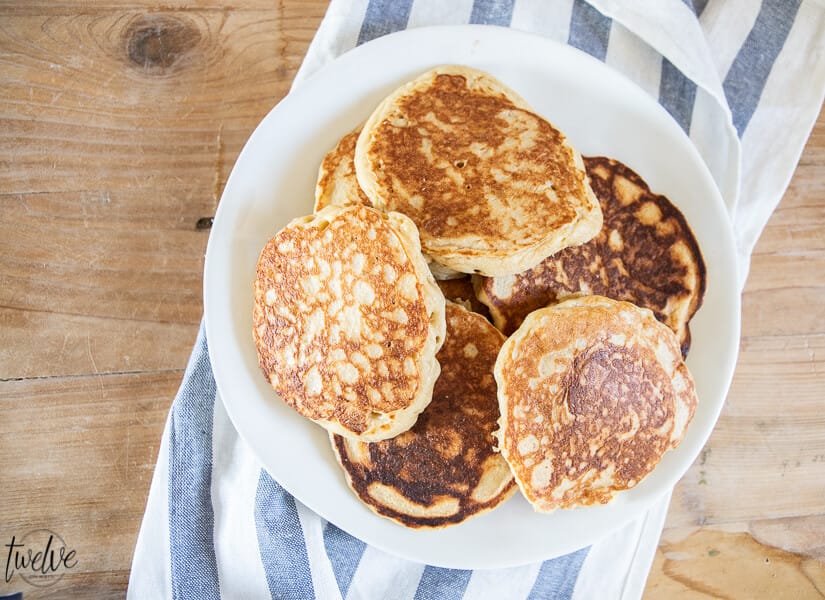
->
[413, 566, 472, 600]
[682, 0, 709, 17]
[357, 0, 415, 45]
[527, 547, 590, 600]
[323, 522, 366, 599]
[723, 0, 802, 137]
[168, 325, 221, 599]
[659, 58, 698, 134]
[567, 0, 612, 62]
[254, 470, 315, 599]
[470, 0, 516, 26]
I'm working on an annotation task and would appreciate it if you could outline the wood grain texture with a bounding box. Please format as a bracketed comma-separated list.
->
[647, 529, 825, 599]
[0, 1, 823, 597]
[0, 372, 179, 598]
[0, 2, 327, 597]
[0, 307, 200, 379]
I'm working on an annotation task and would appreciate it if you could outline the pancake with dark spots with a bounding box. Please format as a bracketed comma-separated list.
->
[494, 295, 697, 513]
[355, 65, 602, 277]
[331, 302, 516, 528]
[254, 204, 446, 442]
[476, 156, 706, 356]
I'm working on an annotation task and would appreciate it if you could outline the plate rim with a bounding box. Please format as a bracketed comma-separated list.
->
[203, 24, 741, 569]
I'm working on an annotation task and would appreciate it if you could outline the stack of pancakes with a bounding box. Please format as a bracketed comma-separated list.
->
[254, 65, 705, 527]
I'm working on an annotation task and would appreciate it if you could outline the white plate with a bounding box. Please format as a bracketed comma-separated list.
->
[204, 25, 740, 569]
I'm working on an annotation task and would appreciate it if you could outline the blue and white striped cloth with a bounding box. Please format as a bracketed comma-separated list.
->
[129, 1, 825, 598]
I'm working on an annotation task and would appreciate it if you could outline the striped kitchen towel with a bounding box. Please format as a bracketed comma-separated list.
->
[128, 1, 825, 599]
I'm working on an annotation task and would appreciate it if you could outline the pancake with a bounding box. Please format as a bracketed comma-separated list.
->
[315, 127, 465, 281]
[253, 204, 446, 441]
[476, 156, 706, 356]
[494, 295, 697, 513]
[314, 128, 371, 213]
[331, 302, 516, 528]
[436, 276, 492, 321]
[354, 65, 602, 277]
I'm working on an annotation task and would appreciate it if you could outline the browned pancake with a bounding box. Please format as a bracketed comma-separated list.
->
[476, 156, 706, 356]
[494, 295, 697, 512]
[331, 302, 516, 528]
[253, 204, 446, 441]
[314, 128, 372, 213]
[436, 276, 492, 321]
[355, 65, 602, 277]
[315, 127, 467, 281]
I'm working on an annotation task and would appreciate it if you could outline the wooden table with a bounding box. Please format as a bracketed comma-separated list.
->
[1, 2, 823, 597]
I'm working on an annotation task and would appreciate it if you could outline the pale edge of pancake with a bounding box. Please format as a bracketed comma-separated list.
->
[492, 295, 696, 512]
[424, 253, 465, 280]
[262, 204, 447, 442]
[327, 432, 518, 529]
[471, 273, 507, 330]
[354, 64, 603, 277]
[313, 127, 366, 214]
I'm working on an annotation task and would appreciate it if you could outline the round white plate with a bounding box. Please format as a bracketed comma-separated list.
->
[204, 25, 740, 569]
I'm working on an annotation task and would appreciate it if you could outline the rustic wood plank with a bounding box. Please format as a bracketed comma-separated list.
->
[664, 379, 825, 527]
[0, 371, 178, 598]
[670, 415, 825, 526]
[755, 171, 825, 254]
[29, 571, 130, 600]
[0, 308, 199, 379]
[0, 188, 214, 230]
[0, 2, 328, 597]
[741, 287, 825, 338]
[0, 7, 323, 194]
[666, 303, 825, 522]
[747, 515, 825, 562]
[800, 113, 825, 167]
[0, 3, 327, 372]
[743, 257, 825, 293]
[644, 528, 825, 599]
[739, 161, 825, 335]
[0, 1, 295, 14]
[0, 209, 208, 324]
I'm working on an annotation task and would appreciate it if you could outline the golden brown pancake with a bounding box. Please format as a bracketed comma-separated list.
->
[253, 204, 446, 441]
[331, 302, 516, 528]
[355, 65, 602, 277]
[476, 156, 706, 356]
[494, 295, 697, 513]
[315, 127, 465, 281]
[314, 128, 372, 213]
